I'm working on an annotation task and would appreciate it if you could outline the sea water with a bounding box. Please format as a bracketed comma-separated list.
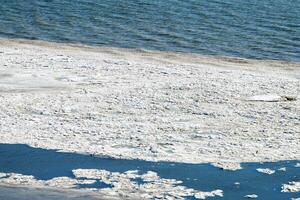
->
[0, 144, 299, 200]
[0, 0, 299, 61]
[0, 1, 300, 199]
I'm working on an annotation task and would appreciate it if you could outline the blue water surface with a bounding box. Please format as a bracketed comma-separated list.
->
[0, 0, 299, 61]
[0, 144, 299, 200]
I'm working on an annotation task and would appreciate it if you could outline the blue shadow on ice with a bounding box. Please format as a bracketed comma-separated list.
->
[0, 144, 299, 200]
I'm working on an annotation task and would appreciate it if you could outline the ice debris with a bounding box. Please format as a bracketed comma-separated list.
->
[194, 189, 223, 199]
[278, 167, 286, 172]
[0, 169, 224, 199]
[73, 169, 223, 199]
[281, 181, 300, 193]
[256, 168, 275, 174]
[244, 194, 258, 198]
[212, 162, 242, 171]
[247, 94, 297, 102]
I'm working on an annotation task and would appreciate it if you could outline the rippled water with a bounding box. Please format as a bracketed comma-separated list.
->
[0, 0, 299, 61]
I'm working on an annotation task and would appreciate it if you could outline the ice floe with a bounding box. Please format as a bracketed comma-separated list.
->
[212, 162, 242, 171]
[73, 169, 223, 199]
[278, 167, 287, 172]
[0, 40, 299, 174]
[256, 168, 275, 174]
[194, 189, 223, 199]
[247, 94, 297, 102]
[244, 194, 258, 198]
[281, 181, 300, 193]
[0, 169, 224, 199]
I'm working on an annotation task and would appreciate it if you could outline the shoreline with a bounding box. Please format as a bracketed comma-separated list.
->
[0, 38, 299, 167]
[1, 38, 300, 68]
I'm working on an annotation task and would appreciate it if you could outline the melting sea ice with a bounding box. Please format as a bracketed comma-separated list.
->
[0, 144, 299, 199]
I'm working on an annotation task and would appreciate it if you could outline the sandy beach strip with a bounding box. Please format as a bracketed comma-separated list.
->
[0, 39, 299, 168]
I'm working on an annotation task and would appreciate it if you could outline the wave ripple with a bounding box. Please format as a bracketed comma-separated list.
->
[0, 0, 299, 61]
